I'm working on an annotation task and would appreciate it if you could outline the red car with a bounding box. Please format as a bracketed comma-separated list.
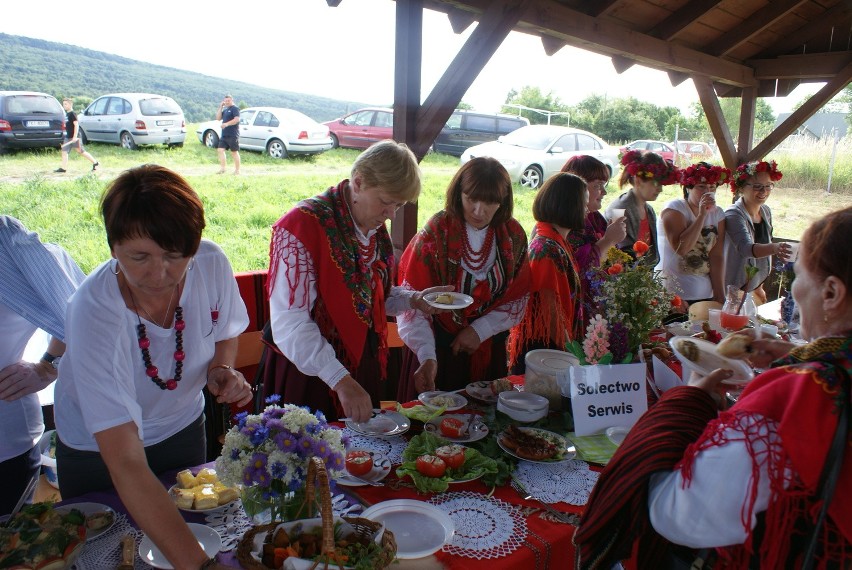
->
[619, 139, 677, 162]
[323, 107, 393, 149]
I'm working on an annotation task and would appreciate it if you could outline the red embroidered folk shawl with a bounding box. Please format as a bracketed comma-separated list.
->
[397, 211, 530, 375]
[680, 334, 852, 568]
[267, 180, 393, 377]
[508, 221, 583, 366]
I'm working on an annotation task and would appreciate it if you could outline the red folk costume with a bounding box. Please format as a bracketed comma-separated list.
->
[575, 334, 852, 569]
[396, 211, 529, 397]
[264, 180, 393, 419]
[508, 221, 583, 369]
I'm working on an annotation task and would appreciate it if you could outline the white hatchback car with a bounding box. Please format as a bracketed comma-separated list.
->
[196, 107, 333, 159]
[78, 93, 186, 149]
[460, 125, 619, 189]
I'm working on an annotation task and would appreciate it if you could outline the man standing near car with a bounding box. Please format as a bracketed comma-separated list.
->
[56, 98, 98, 174]
[216, 95, 241, 175]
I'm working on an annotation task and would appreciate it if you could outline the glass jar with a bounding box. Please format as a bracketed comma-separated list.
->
[720, 285, 756, 331]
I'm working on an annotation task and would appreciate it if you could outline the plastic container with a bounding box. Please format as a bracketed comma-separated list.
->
[38, 429, 58, 489]
[497, 391, 548, 422]
[524, 349, 579, 410]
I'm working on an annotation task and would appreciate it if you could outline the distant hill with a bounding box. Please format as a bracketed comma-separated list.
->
[0, 33, 377, 123]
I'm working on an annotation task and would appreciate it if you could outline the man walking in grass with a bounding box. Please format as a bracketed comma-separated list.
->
[56, 98, 98, 174]
[216, 94, 241, 175]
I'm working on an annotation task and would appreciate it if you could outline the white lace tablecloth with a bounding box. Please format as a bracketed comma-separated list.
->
[75, 512, 146, 569]
[342, 429, 408, 465]
[429, 491, 527, 559]
[204, 494, 363, 551]
[512, 459, 598, 506]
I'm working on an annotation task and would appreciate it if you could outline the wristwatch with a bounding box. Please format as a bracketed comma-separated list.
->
[41, 352, 62, 370]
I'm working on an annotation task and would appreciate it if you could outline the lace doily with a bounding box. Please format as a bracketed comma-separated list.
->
[429, 491, 527, 559]
[342, 429, 408, 465]
[205, 494, 363, 551]
[512, 460, 598, 506]
[75, 512, 146, 569]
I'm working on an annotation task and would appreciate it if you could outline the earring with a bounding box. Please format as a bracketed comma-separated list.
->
[111, 259, 121, 275]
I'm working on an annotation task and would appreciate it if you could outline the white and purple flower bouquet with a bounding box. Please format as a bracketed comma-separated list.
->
[215, 395, 347, 522]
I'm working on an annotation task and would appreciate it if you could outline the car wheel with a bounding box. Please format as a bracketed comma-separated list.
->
[520, 165, 543, 189]
[203, 130, 219, 148]
[330, 133, 339, 149]
[120, 132, 138, 150]
[80, 130, 88, 145]
[267, 139, 288, 159]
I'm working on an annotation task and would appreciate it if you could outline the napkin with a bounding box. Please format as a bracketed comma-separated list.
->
[568, 432, 618, 465]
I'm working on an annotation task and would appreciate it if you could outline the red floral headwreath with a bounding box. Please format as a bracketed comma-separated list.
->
[679, 163, 731, 187]
[620, 149, 679, 185]
[730, 160, 783, 193]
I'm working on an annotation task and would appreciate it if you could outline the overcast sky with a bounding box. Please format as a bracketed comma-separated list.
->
[1, 0, 821, 117]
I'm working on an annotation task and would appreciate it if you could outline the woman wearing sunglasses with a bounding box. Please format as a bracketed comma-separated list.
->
[724, 160, 791, 304]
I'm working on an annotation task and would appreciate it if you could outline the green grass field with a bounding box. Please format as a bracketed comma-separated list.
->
[1, 129, 849, 274]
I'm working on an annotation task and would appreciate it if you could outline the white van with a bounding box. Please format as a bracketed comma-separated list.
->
[78, 93, 186, 149]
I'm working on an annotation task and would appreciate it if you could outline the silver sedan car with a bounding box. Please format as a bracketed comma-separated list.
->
[460, 125, 619, 189]
[196, 107, 333, 159]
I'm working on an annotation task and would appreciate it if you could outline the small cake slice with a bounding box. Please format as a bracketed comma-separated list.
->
[192, 484, 219, 510]
[195, 467, 219, 485]
[173, 488, 195, 510]
[213, 483, 239, 505]
[435, 293, 454, 304]
[176, 469, 197, 489]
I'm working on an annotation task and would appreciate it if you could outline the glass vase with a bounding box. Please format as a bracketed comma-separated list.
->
[240, 485, 308, 525]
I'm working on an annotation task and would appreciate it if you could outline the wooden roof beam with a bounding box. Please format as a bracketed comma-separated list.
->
[446, 6, 477, 33]
[669, 71, 689, 86]
[651, 0, 721, 41]
[748, 60, 852, 162]
[588, 0, 622, 18]
[705, 0, 809, 58]
[611, 55, 635, 74]
[749, 52, 852, 80]
[420, 0, 755, 87]
[759, 3, 852, 58]
[541, 35, 566, 56]
[413, 0, 534, 154]
[693, 75, 737, 169]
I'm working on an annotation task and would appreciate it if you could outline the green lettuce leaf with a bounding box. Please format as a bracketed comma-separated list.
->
[395, 432, 499, 493]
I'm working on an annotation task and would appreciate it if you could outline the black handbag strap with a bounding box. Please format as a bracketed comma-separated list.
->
[801, 370, 850, 569]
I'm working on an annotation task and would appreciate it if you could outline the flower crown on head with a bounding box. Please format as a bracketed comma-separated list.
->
[680, 163, 731, 187]
[730, 160, 783, 193]
[620, 149, 679, 185]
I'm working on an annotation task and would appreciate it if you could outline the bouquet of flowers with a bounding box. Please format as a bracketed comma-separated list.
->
[216, 395, 347, 522]
[586, 243, 679, 354]
[567, 313, 632, 365]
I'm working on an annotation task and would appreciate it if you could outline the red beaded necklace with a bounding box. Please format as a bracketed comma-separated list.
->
[358, 234, 377, 262]
[129, 286, 185, 391]
[461, 225, 495, 272]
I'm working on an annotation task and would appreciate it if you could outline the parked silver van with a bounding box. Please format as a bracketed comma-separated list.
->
[78, 93, 186, 149]
[432, 110, 529, 156]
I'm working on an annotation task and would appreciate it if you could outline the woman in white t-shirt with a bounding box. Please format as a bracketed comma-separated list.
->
[54, 165, 250, 570]
[657, 162, 731, 304]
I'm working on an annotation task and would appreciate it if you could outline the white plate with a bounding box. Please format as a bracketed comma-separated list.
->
[465, 380, 498, 403]
[346, 409, 410, 436]
[423, 292, 474, 310]
[670, 336, 754, 385]
[418, 390, 468, 411]
[423, 414, 489, 443]
[361, 499, 455, 559]
[139, 523, 221, 569]
[338, 451, 392, 486]
[58, 501, 116, 541]
[168, 485, 239, 513]
[666, 321, 697, 337]
[605, 426, 629, 446]
[496, 427, 576, 463]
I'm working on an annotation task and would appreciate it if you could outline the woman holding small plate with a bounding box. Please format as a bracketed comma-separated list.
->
[396, 157, 530, 400]
[576, 207, 852, 568]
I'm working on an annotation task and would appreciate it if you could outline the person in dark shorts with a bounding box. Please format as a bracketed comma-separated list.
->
[216, 94, 241, 175]
[56, 98, 98, 174]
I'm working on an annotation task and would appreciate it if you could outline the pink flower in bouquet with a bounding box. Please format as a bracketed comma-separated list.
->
[583, 314, 611, 364]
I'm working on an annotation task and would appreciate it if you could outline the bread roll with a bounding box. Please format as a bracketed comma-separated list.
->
[716, 332, 753, 359]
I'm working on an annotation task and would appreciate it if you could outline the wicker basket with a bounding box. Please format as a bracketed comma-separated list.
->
[236, 457, 397, 570]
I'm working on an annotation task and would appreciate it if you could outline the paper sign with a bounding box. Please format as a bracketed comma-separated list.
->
[558, 363, 648, 436]
[652, 355, 684, 392]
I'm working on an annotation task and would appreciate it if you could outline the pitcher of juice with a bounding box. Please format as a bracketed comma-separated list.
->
[721, 285, 756, 331]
